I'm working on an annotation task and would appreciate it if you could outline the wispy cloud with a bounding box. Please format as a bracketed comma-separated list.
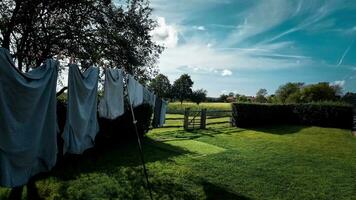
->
[150, 0, 231, 23]
[337, 39, 354, 66]
[149, 0, 356, 96]
[158, 42, 310, 77]
[223, 0, 294, 46]
[261, 3, 336, 44]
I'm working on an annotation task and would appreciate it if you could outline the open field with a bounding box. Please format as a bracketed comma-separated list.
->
[167, 102, 232, 114]
[165, 114, 231, 128]
[1, 122, 355, 199]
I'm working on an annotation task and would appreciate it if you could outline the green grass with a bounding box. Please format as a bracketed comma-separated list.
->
[1, 124, 355, 199]
[164, 114, 231, 128]
[168, 102, 232, 114]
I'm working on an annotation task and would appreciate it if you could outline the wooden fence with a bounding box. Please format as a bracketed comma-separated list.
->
[183, 108, 234, 131]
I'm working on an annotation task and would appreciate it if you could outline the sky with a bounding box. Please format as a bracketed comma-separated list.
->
[148, 0, 356, 97]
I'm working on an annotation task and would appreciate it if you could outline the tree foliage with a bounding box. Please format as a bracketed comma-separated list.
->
[274, 82, 342, 103]
[341, 92, 356, 105]
[149, 73, 171, 99]
[191, 89, 207, 105]
[219, 94, 229, 102]
[255, 88, 268, 103]
[0, 0, 163, 82]
[171, 74, 193, 104]
[275, 82, 304, 103]
[300, 82, 339, 102]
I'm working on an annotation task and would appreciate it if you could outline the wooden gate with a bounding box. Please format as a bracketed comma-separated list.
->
[183, 108, 234, 131]
[183, 108, 206, 130]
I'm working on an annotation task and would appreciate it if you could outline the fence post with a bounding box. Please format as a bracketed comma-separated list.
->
[200, 108, 207, 129]
[184, 108, 190, 130]
[353, 107, 356, 136]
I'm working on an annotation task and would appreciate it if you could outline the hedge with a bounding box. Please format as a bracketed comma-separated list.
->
[232, 103, 353, 129]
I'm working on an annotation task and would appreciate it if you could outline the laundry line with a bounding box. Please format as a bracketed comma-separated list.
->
[0, 47, 167, 191]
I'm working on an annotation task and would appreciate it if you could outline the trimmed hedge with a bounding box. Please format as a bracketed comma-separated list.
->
[232, 103, 353, 129]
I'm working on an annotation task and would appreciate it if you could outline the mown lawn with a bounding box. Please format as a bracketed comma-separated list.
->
[1, 122, 355, 199]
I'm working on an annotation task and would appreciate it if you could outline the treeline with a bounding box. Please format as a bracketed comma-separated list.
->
[149, 73, 207, 104]
[221, 82, 356, 105]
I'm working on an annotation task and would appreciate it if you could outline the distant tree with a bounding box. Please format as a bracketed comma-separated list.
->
[206, 97, 220, 102]
[219, 94, 229, 102]
[228, 92, 235, 97]
[191, 89, 207, 105]
[149, 74, 171, 99]
[237, 95, 251, 102]
[275, 82, 304, 103]
[267, 95, 278, 103]
[171, 74, 194, 104]
[300, 82, 338, 102]
[255, 88, 268, 103]
[331, 84, 343, 98]
[341, 92, 356, 105]
[285, 90, 302, 103]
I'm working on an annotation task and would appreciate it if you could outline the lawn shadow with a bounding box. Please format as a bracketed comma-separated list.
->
[246, 125, 307, 135]
[2, 137, 191, 199]
[50, 137, 189, 180]
[202, 181, 251, 200]
[153, 126, 246, 142]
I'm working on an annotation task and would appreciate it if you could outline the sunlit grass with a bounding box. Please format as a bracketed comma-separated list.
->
[1, 123, 355, 199]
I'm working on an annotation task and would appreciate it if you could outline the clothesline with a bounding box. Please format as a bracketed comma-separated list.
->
[0, 47, 167, 191]
[56, 64, 156, 95]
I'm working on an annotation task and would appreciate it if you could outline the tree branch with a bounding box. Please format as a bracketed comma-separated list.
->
[56, 87, 68, 97]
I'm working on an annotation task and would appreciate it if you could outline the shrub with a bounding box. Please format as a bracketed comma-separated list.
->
[232, 103, 353, 129]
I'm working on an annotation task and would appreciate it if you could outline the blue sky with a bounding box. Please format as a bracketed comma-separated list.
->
[148, 0, 356, 97]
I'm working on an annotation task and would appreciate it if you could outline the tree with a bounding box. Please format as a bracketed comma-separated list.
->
[342, 92, 356, 105]
[171, 74, 194, 104]
[300, 82, 339, 102]
[149, 74, 171, 99]
[275, 82, 304, 103]
[255, 88, 268, 103]
[191, 89, 207, 105]
[237, 95, 250, 102]
[219, 94, 229, 102]
[0, 0, 163, 82]
[267, 95, 278, 103]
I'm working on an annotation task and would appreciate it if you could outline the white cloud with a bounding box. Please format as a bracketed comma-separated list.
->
[220, 90, 228, 95]
[157, 41, 310, 78]
[151, 17, 178, 48]
[331, 80, 345, 87]
[221, 69, 232, 76]
[193, 26, 206, 31]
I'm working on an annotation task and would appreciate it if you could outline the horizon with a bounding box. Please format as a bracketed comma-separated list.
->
[149, 0, 356, 97]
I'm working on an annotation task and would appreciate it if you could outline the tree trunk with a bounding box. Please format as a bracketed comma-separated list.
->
[2, 1, 21, 50]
